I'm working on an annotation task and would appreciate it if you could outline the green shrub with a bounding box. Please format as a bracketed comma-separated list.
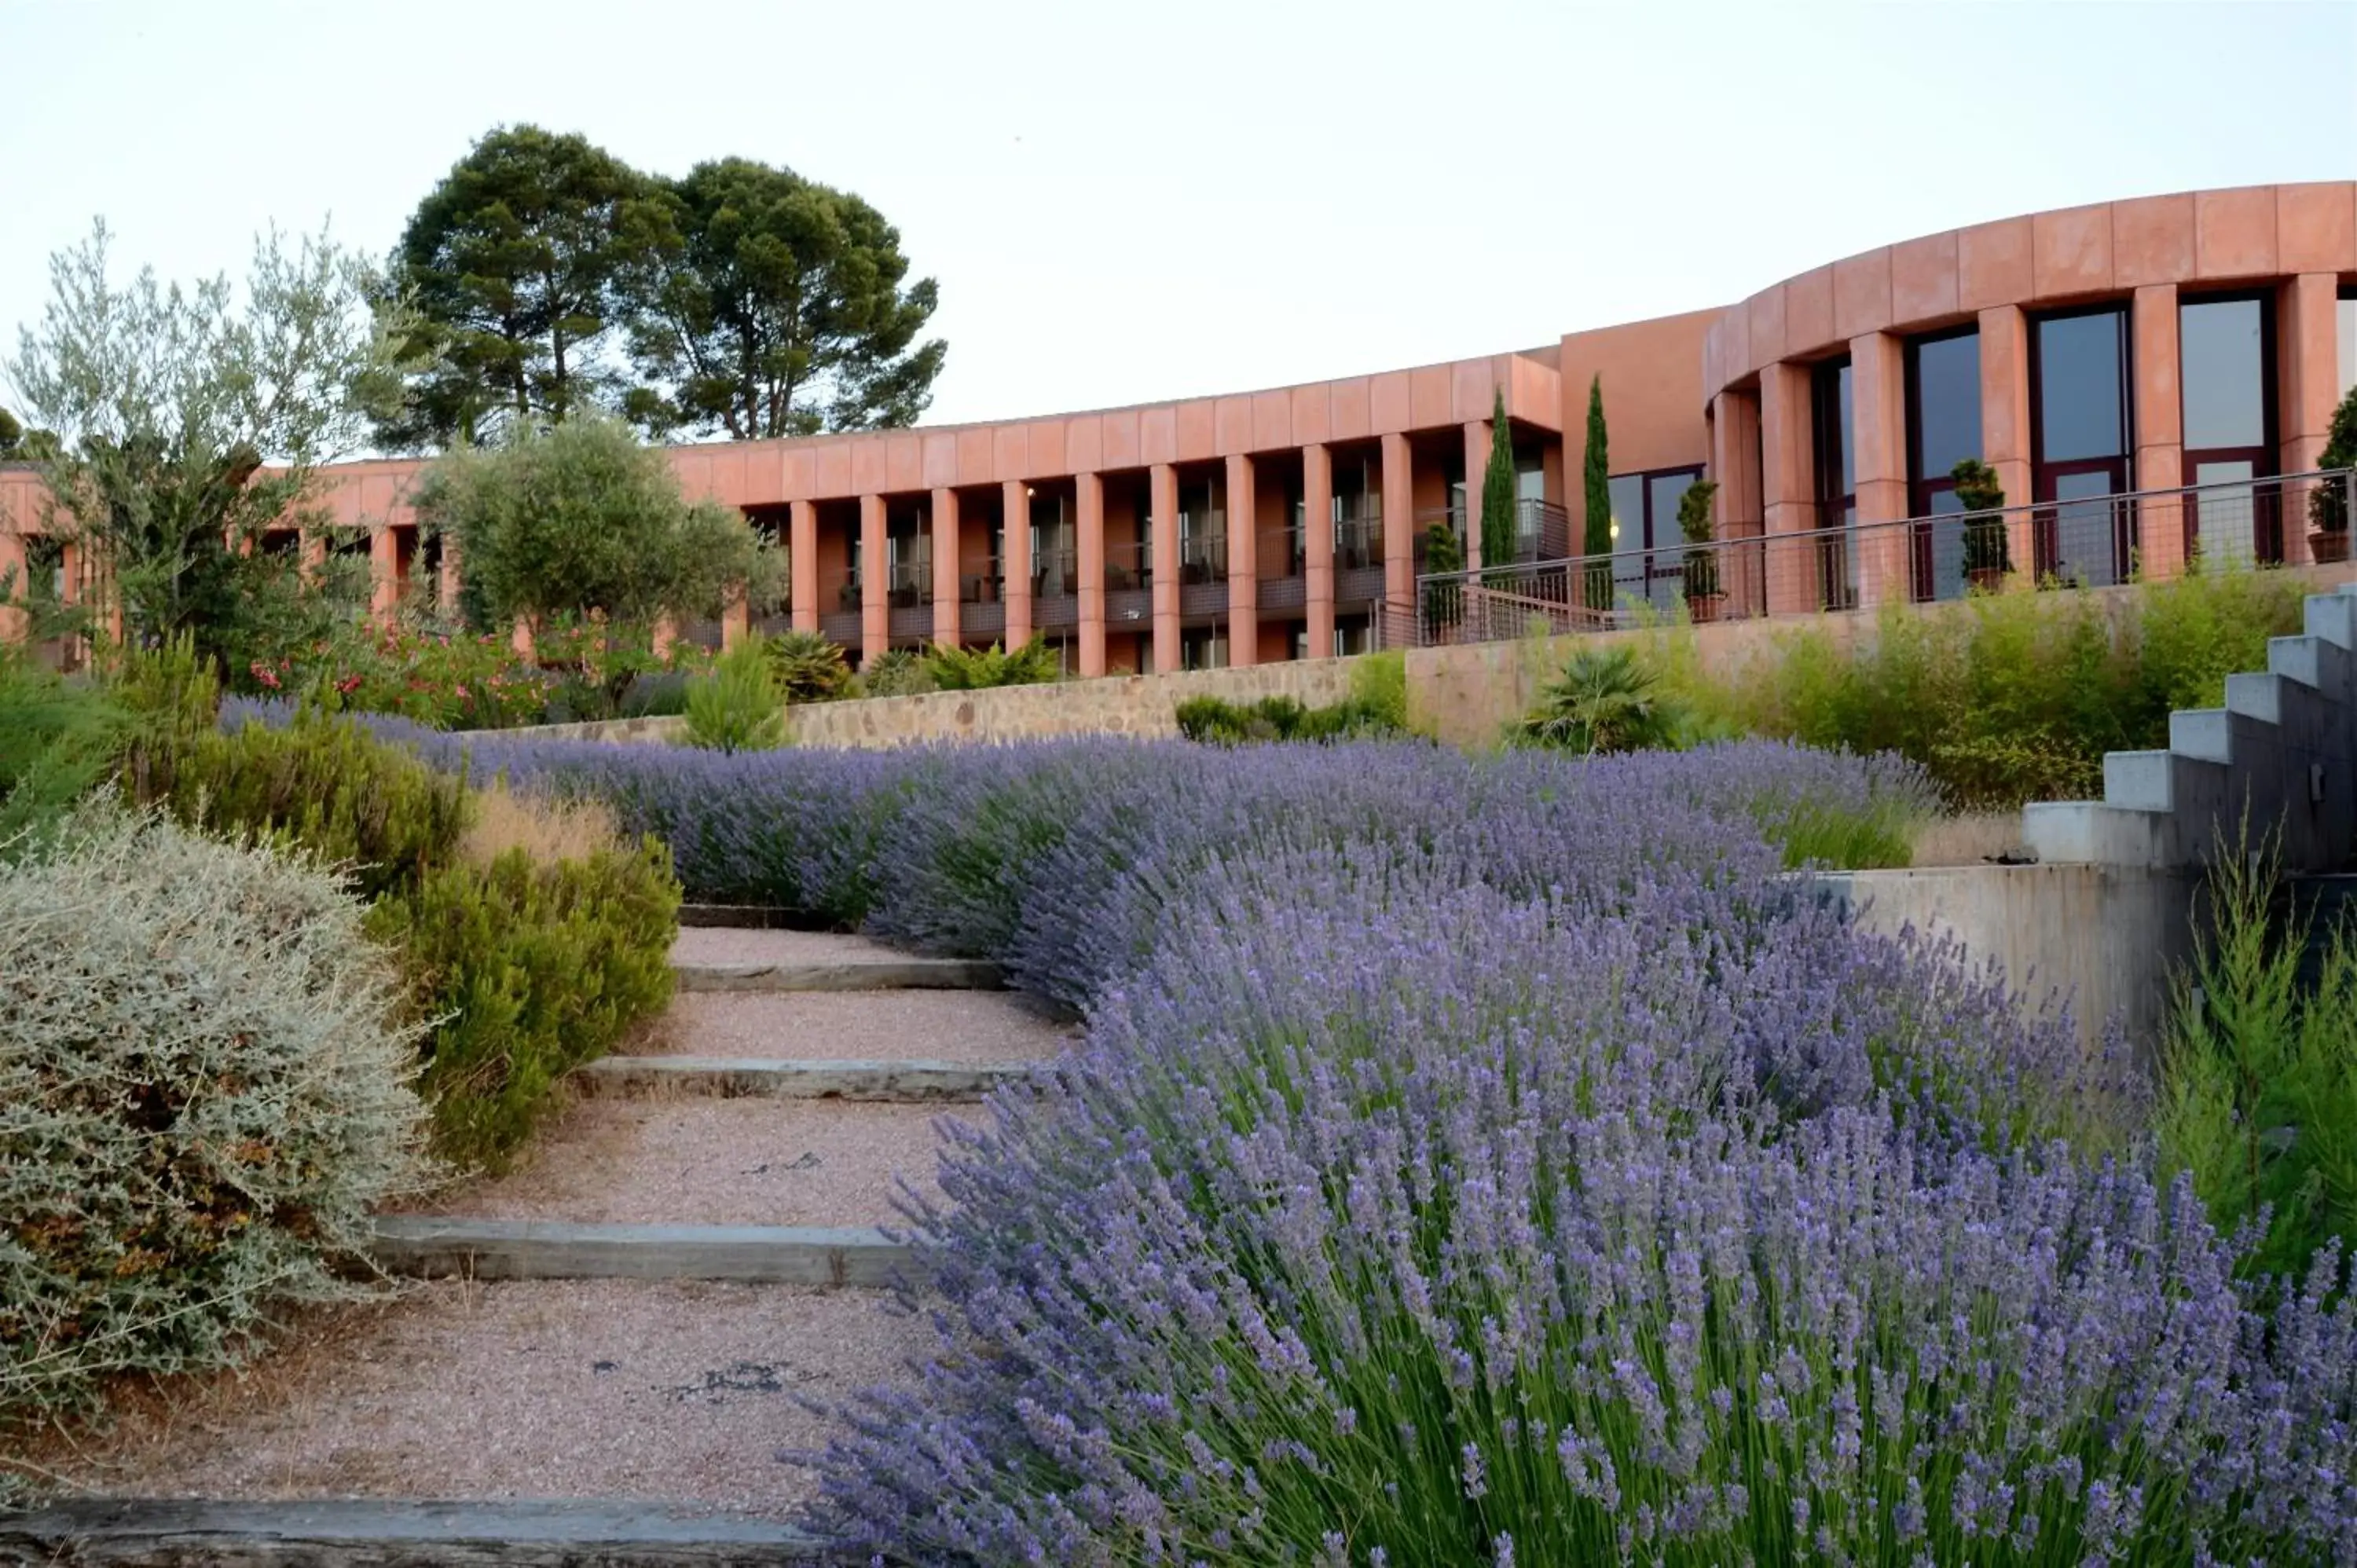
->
[1518, 643, 1686, 754]
[0, 651, 127, 855]
[1655, 565, 2311, 809]
[1175, 687, 1406, 746]
[1345, 650, 1408, 731]
[367, 837, 680, 1169]
[684, 638, 786, 753]
[1, 807, 429, 1436]
[764, 628, 852, 703]
[858, 647, 935, 698]
[925, 638, 1061, 690]
[128, 710, 471, 902]
[2158, 839, 2357, 1280]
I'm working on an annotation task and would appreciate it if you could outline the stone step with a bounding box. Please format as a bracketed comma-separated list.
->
[673, 958, 1001, 993]
[580, 1053, 1028, 1102]
[2307, 588, 2357, 650]
[2021, 800, 2179, 868]
[0, 1497, 841, 1566]
[2268, 631, 2355, 699]
[2102, 749, 2230, 814]
[368, 1216, 915, 1288]
[2166, 705, 2275, 765]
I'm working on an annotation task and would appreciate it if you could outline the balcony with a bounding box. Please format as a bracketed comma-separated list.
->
[1104, 538, 1151, 625]
[819, 566, 862, 646]
[960, 566, 1005, 639]
[1415, 499, 1571, 566]
[1032, 546, 1079, 628]
[1335, 511, 1387, 604]
[1178, 522, 1228, 616]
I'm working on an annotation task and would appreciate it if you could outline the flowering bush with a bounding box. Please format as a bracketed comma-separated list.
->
[347, 728, 2356, 1560]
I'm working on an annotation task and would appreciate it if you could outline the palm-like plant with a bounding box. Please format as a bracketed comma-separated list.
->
[924, 638, 1061, 690]
[1519, 644, 1679, 755]
[762, 628, 852, 703]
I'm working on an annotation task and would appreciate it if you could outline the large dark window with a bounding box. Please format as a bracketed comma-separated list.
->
[2031, 305, 2133, 584]
[1812, 357, 1857, 610]
[2180, 292, 2278, 563]
[1906, 328, 1982, 602]
[1604, 465, 1703, 612]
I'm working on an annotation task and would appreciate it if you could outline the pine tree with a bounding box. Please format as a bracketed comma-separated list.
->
[1480, 387, 1518, 576]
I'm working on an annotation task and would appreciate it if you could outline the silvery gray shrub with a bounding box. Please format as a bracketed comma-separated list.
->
[1, 806, 431, 1433]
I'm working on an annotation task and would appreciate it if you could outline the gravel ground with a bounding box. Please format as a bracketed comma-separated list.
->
[649, 990, 1073, 1066]
[11, 1280, 923, 1518]
[672, 928, 920, 967]
[433, 1097, 960, 1227]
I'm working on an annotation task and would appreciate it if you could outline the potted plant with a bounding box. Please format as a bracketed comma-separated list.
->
[2308, 383, 2357, 564]
[1953, 458, 2010, 590]
[1677, 479, 1723, 621]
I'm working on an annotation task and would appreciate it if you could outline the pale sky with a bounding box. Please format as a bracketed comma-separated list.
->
[2, 0, 2352, 434]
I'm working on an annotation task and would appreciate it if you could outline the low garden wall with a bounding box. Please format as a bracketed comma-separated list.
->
[1810, 860, 2201, 1046]
[780, 658, 1359, 748]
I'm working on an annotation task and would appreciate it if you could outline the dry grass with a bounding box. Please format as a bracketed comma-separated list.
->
[1912, 812, 2031, 867]
[458, 782, 623, 870]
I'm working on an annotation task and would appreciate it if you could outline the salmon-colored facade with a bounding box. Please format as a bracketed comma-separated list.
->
[5, 182, 2353, 670]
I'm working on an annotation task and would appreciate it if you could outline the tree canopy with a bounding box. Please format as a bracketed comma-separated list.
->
[5, 219, 402, 669]
[379, 125, 673, 449]
[379, 130, 946, 449]
[412, 415, 779, 630]
[626, 158, 945, 441]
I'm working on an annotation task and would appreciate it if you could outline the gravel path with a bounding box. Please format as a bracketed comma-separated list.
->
[672, 928, 926, 967]
[429, 1097, 959, 1227]
[13, 1281, 922, 1518]
[653, 990, 1072, 1066]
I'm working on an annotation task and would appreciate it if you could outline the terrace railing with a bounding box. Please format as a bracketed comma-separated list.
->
[1409, 468, 2357, 648]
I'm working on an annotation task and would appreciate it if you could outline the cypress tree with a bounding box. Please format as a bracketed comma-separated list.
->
[1480, 387, 1518, 575]
[1582, 375, 1612, 558]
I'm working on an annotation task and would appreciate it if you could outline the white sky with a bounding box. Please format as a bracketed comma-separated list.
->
[2, 0, 2352, 433]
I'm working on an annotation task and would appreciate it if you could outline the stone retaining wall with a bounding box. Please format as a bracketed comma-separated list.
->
[781, 658, 1358, 748]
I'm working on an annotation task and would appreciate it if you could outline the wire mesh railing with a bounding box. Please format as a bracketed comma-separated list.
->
[1408, 469, 2357, 647]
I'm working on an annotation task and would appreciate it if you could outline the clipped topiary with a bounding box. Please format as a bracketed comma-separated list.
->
[1, 807, 430, 1435]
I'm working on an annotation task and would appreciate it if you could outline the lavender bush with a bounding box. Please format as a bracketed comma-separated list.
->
[311, 716, 2357, 1559]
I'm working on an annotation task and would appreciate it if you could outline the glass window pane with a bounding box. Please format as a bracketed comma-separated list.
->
[2181, 299, 2267, 450]
[2037, 311, 2127, 462]
[1648, 471, 1695, 552]
[1606, 474, 1644, 552]
[1913, 332, 1981, 479]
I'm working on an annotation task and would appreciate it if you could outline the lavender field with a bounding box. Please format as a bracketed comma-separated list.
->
[345, 720, 2355, 1564]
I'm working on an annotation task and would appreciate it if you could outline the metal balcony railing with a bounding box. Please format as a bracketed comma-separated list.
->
[1032, 545, 1079, 599]
[1414, 498, 1572, 566]
[1407, 468, 2357, 649]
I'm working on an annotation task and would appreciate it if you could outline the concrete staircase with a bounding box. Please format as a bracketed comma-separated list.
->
[2023, 583, 2357, 874]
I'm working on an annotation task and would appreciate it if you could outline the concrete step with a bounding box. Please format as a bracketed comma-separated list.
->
[579, 1053, 1028, 1102]
[2102, 749, 2231, 814]
[2021, 800, 2180, 868]
[368, 1216, 915, 1287]
[2268, 631, 2355, 698]
[2308, 589, 2357, 650]
[0, 1497, 841, 1565]
[2167, 706, 2277, 765]
[673, 958, 1001, 993]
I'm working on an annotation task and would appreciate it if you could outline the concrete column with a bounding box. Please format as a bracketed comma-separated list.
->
[1461, 417, 1491, 571]
[368, 524, 399, 621]
[2281, 273, 2344, 564]
[1980, 304, 2038, 576]
[790, 500, 819, 632]
[1075, 472, 1106, 676]
[1224, 452, 1257, 667]
[437, 533, 462, 616]
[1849, 331, 1912, 606]
[2132, 285, 2186, 578]
[1001, 479, 1032, 650]
[931, 487, 961, 647]
[511, 614, 536, 659]
[1380, 432, 1413, 628]
[1303, 441, 1335, 658]
[859, 493, 887, 664]
[1149, 463, 1178, 672]
[651, 614, 679, 658]
[0, 527, 25, 644]
[1758, 361, 1816, 614]
[1710, 390, 1764, 616]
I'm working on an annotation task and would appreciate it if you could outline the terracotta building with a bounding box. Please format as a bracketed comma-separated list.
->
[4, 181, 2354, 669]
